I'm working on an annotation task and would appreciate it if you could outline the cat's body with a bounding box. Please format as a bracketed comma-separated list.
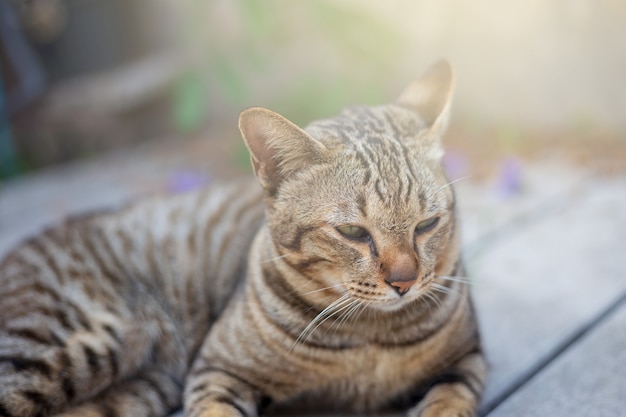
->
[0, 61, 486, 417]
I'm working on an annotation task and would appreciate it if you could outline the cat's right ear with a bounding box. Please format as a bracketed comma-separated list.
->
[239, 107, 328, 192]
[396, 60, 455, 138]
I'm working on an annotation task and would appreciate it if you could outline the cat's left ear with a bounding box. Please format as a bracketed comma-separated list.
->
[239, 107, 328, 193]
[396, 60, 455, 152]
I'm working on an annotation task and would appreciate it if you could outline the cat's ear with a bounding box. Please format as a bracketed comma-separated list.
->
[239, 107, 328, 192]
[396, 60, 455, 137]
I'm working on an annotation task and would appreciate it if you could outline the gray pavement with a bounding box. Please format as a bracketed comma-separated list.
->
[1, 145, 624, 416]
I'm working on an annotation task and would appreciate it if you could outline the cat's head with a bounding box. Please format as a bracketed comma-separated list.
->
[240, 61, 460, 311]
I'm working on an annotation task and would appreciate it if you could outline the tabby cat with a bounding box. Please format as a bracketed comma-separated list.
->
[0, 61, 486, 417]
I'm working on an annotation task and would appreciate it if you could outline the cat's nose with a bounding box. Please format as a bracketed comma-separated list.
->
[387, 279, 417, 296]
[384, 253, 418, 296]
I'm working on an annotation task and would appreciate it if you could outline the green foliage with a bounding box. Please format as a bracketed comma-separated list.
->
[172, 73, 208, 133]
[173, 1, 411, 164]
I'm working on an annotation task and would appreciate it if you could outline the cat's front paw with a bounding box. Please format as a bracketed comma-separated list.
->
[188, 402, 250, 417]
[410, 397, 476, 417]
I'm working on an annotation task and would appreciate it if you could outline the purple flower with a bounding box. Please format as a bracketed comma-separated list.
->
[496, 157, 523, 199]
[443, 150, 469, 181]
[167, 171, 211, 193]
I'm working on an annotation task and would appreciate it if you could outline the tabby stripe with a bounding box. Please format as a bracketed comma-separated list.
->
[2, 281, 62, 303]
[404, 173, 414, 204]
[356, 193, 368, 217]
[190, 382, 207, 394]
[280, 225, 316, 252]
[144, 228, 161, 289]
[186, 392, 211, 417]
[5, 328, 62, 347]
[22, 390, 53, 413]
[359, 141, 381, 172]
[213, 395, 250, 417]
[29, 239, 66, 285]
[82, 344, 101, 375]
[80, 230, 122, 287]
[20, 295, 92, 332]
[280, 253, 332, 278]
[397, 140, 419, 183]
[0, 401, 15, 417]
[352, 148, 371, 183]
[393, 166, 406, 203]
[383, 109, 402, 140]
[102, 324, 123, 345]
[249, 279, 351, 354]
[258, 263, 318, 322]
[61, 375, 76, 402]
[377, 294, 463, 347]
[428, 370, 482, 399]
[418, 191, 428, 208]
[199, 187, 239, 283]
[99, 403, 119, 417]
[290, 256, 329, 270]
[105, 346, 119, 378]
[214, 194, 263, 283]
[189, 366, 263, 395]
[91, 228, 129, 287]
[73, 308, 93, 331]
[141, 375, 170, 408]
[374, 178, 386, 204]
[0, 356, 53, 378]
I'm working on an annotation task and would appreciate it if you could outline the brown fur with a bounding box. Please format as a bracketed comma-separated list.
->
[0, 61, 486, 417]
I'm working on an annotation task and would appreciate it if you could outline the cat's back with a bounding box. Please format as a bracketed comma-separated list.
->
[0, 177, 265, 336]
[0, 178, 265, 416]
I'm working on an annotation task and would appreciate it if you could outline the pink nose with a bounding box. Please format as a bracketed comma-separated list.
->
[387, 279, 417, 296]
[383, 252, 418, 296]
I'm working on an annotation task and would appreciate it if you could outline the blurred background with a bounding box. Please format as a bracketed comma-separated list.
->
[1, 0, 625, 183]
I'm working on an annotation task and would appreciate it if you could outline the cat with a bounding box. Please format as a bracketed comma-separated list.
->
[0, 60, 486, 417]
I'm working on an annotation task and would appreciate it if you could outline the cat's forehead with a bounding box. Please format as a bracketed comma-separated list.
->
[298, 104, 451, 227]
[304, 104, 427, 148]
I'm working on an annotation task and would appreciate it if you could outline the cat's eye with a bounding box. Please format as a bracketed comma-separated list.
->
[415, 217, 439, 235]
[336, 225, 369, 240]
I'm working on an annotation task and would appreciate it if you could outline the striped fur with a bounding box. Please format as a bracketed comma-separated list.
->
[0, 61, 486, 417]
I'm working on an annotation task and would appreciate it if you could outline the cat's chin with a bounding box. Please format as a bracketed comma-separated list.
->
[366, 296, 417, 312]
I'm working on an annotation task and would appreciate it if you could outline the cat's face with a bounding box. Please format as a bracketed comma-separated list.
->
[241, 61, 459, 311]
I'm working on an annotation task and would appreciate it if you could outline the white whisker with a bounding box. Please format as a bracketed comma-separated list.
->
[356, 300, 373, 322]
[301, 283, 346, 296]
[304, 297, 354, 342]
[333, 300, 363, 334]
[435, 275, 472, 284]
[435, 176, 470, 194]
[260, 254, 289, 264]
[422, 291, 443, 310]
[431, 283, 458, 296]
[290, 294, 352, 351]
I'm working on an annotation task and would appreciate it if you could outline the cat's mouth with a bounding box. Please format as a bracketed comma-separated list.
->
[348, 289, 420, 312]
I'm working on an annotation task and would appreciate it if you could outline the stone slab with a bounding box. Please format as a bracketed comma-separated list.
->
[471, 173, 626, 411]
[485, 300, 626, 417]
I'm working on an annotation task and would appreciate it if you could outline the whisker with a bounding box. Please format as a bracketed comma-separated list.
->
[431, 283, 459, 296]
[435, 275, 472, 284]
[422, 291, 443, 310]
[436, 275, 486, 289]
[304, 297, 354, 342]
[333, 300, 363, 334]
[356, 300, 373, 322]
[260, 254, 290, 264]
[290, 294, 352, 350]
[301, 283, 346, 296]
[435, 176, 471, 194]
